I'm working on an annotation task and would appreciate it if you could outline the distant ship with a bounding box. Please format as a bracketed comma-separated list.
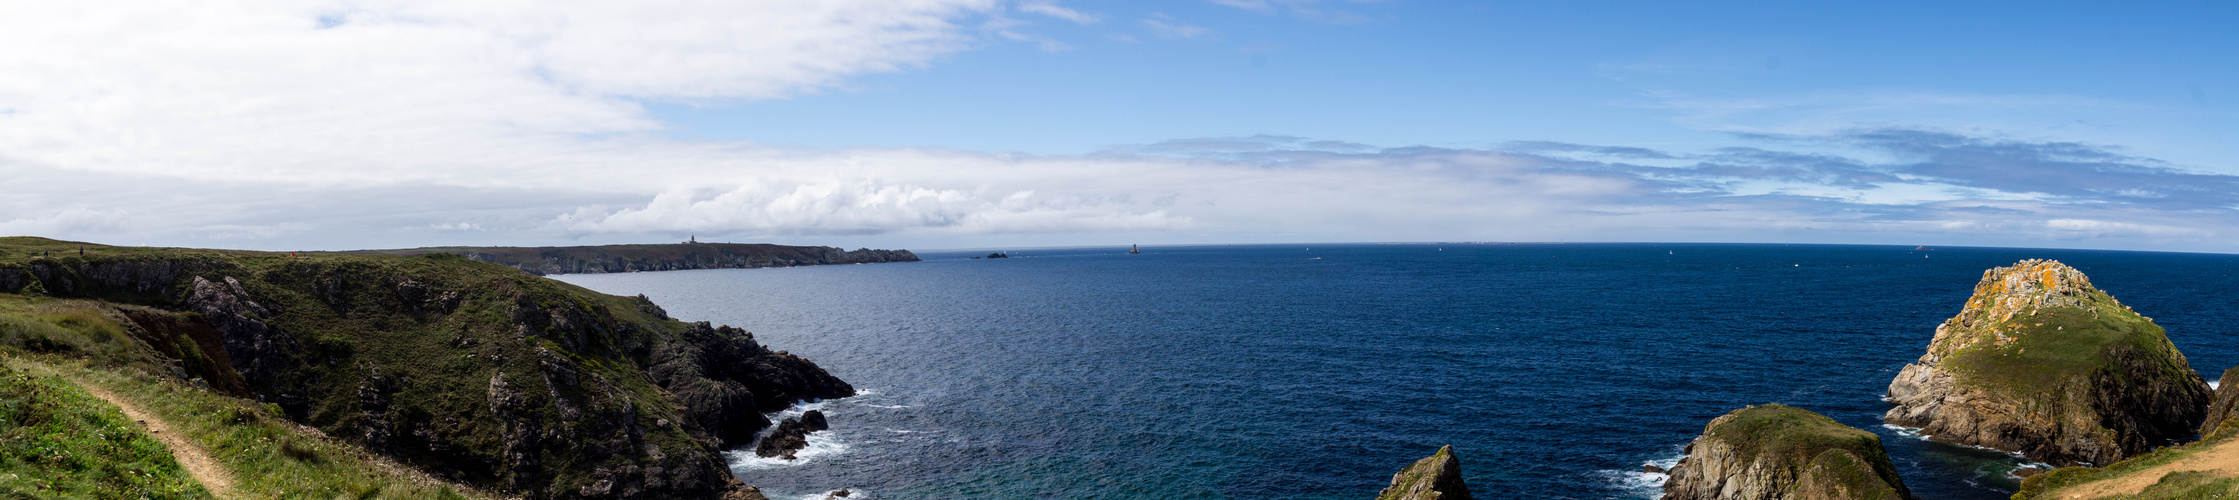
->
[1128, 244, 1141, 254]
[1914, 246, 1933, 250]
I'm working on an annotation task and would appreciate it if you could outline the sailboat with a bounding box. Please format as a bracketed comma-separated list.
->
[1128, 244, 1141, 254]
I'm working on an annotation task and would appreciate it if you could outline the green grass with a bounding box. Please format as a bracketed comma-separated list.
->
[0, 360, 209, 499]
[0, 289, 506, 499]
[2014, 425, 2239, 499]
[10, 357, 499, 500]
[0, 237, 742, 496]
[1943, 303, 2188, 397]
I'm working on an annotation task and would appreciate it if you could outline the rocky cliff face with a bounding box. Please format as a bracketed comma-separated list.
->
[2199, 368, 2239, 438]
[1375, 445, 1473, 500]
[0, 242, 851, 499]
[1665, 404, 1911, 500]
[1883, 260, 2210, 467]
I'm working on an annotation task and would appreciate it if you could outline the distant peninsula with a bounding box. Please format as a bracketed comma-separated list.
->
[345, 241, 919, 276]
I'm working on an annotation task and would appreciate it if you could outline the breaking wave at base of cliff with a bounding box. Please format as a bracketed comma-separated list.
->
[1596, 445, 1684, 500]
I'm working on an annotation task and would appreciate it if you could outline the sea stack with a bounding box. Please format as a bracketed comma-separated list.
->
[1375, 445, 1473, 500]
[1664, 404, 1911, 500]
[1884, 259, 2210, 466]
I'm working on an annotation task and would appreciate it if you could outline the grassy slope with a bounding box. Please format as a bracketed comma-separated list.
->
[0, 357, 209, 499]
[0, 293, 500, 498]
[2014, 425, 2239, 499]
[1938, 293, 2185, 397]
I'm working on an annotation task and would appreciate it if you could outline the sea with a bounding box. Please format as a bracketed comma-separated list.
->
[551, 243, 2239, 500]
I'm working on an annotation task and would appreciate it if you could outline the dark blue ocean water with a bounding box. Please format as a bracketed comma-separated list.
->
[552, 243, 2239, 500]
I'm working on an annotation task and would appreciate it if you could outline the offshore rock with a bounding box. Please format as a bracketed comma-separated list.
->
[754, 417, 814, 459]
[1883, 260, 2210, 466]
[2199, 367, 2239, 437]
[1664, 404, 1911, 500]
[1375, 445, 1473, 500]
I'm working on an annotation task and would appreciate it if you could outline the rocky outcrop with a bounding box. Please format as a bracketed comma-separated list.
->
[350, 243, 918, 276]
[2200, 367, 2239, 437]
[1375, 445, 1473, 500]
[1665, 404, 1911, 500]
[1883, 260, 2210, 466]
[755, 417, 815, 460]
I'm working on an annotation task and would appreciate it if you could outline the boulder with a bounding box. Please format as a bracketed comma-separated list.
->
[1665, 404, 1911, 500]
[1884, 260, 2210, 466]
[1375, 445, 1473, 500]
[802, 409, 829, 432]
[755, 417, 815, 459]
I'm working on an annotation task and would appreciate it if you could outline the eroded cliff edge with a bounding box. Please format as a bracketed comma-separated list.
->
[1665, 404, 1911, 500]
[0, 238, 853, 499]
[1882, 259, 2209, 467]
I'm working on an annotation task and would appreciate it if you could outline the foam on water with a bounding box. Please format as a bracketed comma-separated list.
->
[1598, 445, 1685, 500]
[726, 432, 851, 471]
[2213, 379, 2222, 390]
[794, 489, 874, 500]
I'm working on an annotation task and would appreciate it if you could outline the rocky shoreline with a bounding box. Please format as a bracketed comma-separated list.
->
[1374, 259, 2233, 500]
[0, 238, 861, 499]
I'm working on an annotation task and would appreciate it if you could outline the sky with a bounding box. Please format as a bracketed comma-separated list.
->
[1, 0, 2235, 252]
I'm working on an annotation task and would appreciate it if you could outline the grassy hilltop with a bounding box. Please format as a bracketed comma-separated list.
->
[0, 237, 868, 499]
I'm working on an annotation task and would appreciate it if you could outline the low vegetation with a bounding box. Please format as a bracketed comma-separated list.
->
[0, 291, 502, 498]
[0, 358, 208, 499]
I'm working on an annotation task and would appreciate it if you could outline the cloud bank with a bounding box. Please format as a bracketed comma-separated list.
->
[1, 1, 2233, 253]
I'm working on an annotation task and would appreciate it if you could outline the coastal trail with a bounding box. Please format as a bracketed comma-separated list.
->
[66, 377, 238, 499]
[2044, 440, 2239, 499]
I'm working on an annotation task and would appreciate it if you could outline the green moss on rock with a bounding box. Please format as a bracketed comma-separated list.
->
[1666, 404, 1910, 500]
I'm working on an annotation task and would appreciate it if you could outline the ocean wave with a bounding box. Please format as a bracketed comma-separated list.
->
[726, 431, 851, 471]
[1882, 424, 2039, 460]
[795, 489, 873, 500]
[1597, 445, 1685, 499]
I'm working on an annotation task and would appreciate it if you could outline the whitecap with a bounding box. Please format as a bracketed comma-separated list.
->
[1597, 445, 1685, 499]
[795, 489, 873, 500]
[725, 431, 850, 471]
[2212, 380, 2222, 390]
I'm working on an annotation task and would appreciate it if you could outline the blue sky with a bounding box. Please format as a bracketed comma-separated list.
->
[0, 1, 2235, 252]
[656, 2, 2235, 162]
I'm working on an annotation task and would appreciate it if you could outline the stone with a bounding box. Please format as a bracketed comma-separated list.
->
[1375, 445, 1473, 500]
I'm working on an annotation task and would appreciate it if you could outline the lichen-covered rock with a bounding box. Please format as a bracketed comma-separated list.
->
[2199, 367, 2239, 438]
[1665, 404, 1910, 500]
[1375, 445, 1473, 500]
[1883, 260, 2210, 466]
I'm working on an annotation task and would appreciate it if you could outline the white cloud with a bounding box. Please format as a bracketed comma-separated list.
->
[1143, 14, 1210, 39]
[0, 0, 1001, 186]
[0, 208, 130, 238]
[1019, 1, 1097, 24]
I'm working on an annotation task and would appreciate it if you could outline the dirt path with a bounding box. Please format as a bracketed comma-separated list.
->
[69, 379, 238, 499]
[2046, 440, 2239, 499]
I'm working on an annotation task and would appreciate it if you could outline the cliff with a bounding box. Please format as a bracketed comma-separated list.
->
[0, 237, 854, 499]
[348, 242, 918, 276]
[2200, 367, 2239, 438]
[1664, 404, 1911, 500]
[1883, 260, 2209, 467]
[1375, 445, 1473, 500]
